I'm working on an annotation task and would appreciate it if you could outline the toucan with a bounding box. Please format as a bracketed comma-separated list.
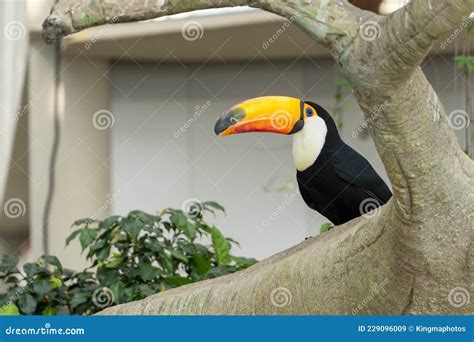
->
[214, 96, 392, 226]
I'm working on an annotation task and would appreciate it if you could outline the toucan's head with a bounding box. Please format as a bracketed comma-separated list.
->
[214, 96, 319, 136]
[214, 96, 337, 172]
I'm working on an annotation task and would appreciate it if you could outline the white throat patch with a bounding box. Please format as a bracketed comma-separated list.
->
[292, 116, 327, 172]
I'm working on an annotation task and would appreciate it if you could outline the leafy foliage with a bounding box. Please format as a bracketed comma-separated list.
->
[0, 202, 257, 315]
[454, 55, 474, 76]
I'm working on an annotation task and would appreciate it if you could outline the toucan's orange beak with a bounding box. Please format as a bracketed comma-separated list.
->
[214, 96, 304, 136]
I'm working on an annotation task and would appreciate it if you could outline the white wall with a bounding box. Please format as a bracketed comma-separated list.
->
[110, 59, 392, 260]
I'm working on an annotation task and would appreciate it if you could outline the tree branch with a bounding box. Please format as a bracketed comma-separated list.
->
[380, 0, 474, 80]
[42, 0, 362, 48]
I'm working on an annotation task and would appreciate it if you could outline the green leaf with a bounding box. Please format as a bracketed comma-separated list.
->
[170, 212, 187, 228]
[98, 215, 121, 230]
[319, 223, 333, 234]
[96, 267, 120, 286]
[65, 229, 82, 246]
[138, 262, 160, 282]
[168, 250, 188, 263]
[79, 229, 97, 250]
[41, 255, 63, 272]
[122, 216, 143, 239]
[105, 257, 122, 269]
[50, 277, 62, 289]
[163, 276, 194, 287]
[56, 306, 70, 315]
[0, 255, 18, 273]
[182, 222, 197, 240]
[23, 263, 47, 278]
[18, 293, 37, 315]
[72, 218, 94, 227]
[191, 255, 212, 276]
[42, 307, 56, 316]
[203, 201, 225, 214]
[95, 245, 111, 261]
[211, 227, 231, 266]
[232, 256, 258, 267]
[110, 281, 125, 304]
[0, 304, 20, 316]
[33, 279, 53, 296]
[70, 291, 89, 308]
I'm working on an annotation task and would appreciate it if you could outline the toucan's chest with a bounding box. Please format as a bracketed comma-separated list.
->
[296, 157, 371, 225]
[292, 116, 328, 171]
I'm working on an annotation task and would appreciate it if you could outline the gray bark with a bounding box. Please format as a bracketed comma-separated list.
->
[42, 0, 474, 315]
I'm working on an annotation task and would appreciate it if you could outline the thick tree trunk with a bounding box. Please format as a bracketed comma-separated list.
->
[42, 0, 474, 315]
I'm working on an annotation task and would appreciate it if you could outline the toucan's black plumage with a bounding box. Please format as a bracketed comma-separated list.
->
[214, 96, 392, 226]
[297, 102, 392, 225]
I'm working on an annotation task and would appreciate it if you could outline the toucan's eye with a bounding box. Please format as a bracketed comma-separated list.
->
[305, 108, 313, 117]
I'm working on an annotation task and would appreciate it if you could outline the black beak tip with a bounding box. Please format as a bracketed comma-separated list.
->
[214, 118, 225, 136]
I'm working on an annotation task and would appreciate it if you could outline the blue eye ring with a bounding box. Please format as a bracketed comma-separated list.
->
[305, 107, 313, 117]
